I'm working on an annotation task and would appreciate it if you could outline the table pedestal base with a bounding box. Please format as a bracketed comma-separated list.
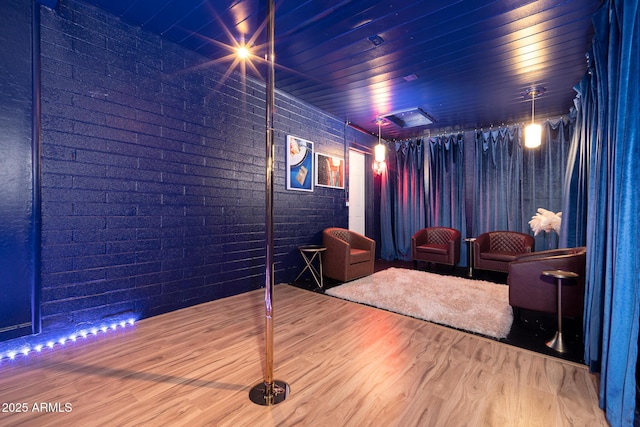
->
[542, 269, 579, 354]
[546, 331, 569, 353]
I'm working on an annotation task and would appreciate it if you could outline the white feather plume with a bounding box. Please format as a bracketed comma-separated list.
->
[528, 208, 562, 236]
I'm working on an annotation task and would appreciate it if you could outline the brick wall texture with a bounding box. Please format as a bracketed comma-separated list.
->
[38, 0, 374, 330]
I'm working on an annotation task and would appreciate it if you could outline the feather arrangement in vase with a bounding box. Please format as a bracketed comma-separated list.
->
[528, 208, 562, 236]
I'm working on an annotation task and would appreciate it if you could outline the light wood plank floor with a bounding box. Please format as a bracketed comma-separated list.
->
[0, 285, 608, 426]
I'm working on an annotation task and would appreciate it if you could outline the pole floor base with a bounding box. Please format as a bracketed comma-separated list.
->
[249, 380, 290, 406]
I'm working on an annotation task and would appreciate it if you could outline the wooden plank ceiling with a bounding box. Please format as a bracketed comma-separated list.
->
[78, 0, 602, 140]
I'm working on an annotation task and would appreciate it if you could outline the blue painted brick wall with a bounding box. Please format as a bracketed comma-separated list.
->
[38, 0, 375, 331]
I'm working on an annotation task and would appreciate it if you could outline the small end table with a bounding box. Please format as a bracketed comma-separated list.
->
[464, 237, 476, 277]
[293, 245, 327, 289]
[542, 269, 579, 353]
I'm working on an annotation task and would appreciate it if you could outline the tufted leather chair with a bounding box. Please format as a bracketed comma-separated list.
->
[473, 231, 535, 274]
[322, 228, 375, 282]
[508, 247, 586, 320]
[411, 227, 461, 269]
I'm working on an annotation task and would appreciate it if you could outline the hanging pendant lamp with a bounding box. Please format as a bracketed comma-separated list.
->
[524, 87, 545, 148]
[373, 118, 386, 174]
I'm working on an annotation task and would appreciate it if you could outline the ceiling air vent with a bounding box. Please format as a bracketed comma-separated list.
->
[383, 107, 435, 128]
[368, 34, 384, 46]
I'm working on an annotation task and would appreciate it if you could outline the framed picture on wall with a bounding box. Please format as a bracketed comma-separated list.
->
[286, 135, 314, 192]
[315, 153, 344, 189]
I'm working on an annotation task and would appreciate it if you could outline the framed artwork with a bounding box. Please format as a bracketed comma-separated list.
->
[315, 153, 344, 189]
[286, 135, 314, 191]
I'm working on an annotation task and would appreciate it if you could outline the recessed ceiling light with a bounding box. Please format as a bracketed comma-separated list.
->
[403, 73, 419, 82]
[353, 19, 372, 30]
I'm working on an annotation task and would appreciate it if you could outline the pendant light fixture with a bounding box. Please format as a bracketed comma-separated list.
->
[524, 87, 545, 148]
[373, 117, 386, 174]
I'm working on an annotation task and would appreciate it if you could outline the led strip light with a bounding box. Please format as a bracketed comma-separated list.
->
[0, 318, 136, 363]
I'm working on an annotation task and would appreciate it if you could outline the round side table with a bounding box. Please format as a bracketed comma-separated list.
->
[464, 237, 476, 277]
[542, 269, 579, 353]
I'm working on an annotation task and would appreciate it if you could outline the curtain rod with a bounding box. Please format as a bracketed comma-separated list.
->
[387, 113, 571, 142]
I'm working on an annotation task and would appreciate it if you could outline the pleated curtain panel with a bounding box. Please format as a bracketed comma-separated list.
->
[563, 1, 639, 426]
[523, 118, 573, 250]
[380, 126, 569, 263]
[379, 1, 639, 424]
[380, 139, 426, 261]
[426, 134, 467, 264]
[472, 127, 525, 235]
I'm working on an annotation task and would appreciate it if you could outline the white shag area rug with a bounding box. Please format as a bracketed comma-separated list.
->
[325, 267, 513, 339]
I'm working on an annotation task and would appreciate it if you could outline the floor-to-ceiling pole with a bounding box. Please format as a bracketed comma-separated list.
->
[249, 0, 289, 406]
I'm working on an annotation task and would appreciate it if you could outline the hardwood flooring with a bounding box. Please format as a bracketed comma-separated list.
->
[0, 284, 607, 426]
[299, 260, 586, 365]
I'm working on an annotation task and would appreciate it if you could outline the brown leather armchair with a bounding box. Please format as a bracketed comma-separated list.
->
[507, 247, 586, 319]
[473, 231, 535, 273]
[411, 227, 461, 269]
[322, 228, 375, 282]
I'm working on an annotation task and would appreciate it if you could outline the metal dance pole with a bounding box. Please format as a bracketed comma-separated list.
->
[249, 0, 289, 406]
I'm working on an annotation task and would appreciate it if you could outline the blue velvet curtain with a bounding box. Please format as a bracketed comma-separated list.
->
[473, 124, 570, 244]
[380, 134, 466, 261]
[523, 119, 573, 250]
[379, 162, 395, 260]
[473, 127, 526, 235]
[380, 139, 425, 260]
[567, 1, 639, 425]
[559, 79, 592, 249]
[426, 133, 467, 265]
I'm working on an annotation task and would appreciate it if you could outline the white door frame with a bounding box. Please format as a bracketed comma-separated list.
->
[348, 149, 366, 235]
